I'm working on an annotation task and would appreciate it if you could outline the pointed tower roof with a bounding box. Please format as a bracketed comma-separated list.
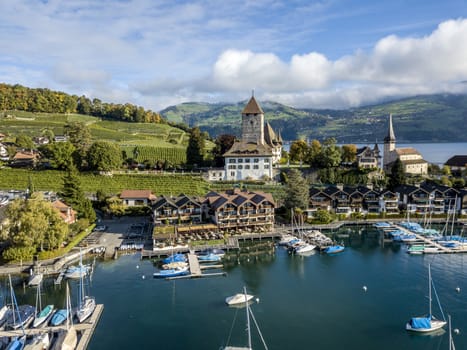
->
[242, 96, 264, 114]
[383, 114, 395, 142]
[264, 122, 277, 146]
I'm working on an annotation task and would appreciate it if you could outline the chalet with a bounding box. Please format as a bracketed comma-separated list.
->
[120, 190, 156, 206]
[379, 190, 399, 214]
[11, 150, 40, 167]
[152, 194, 202, 225]
[52, 200, 77, 224]
[307, 188, 333, 218]
[356, 145, 381, 169]
[394, 185, 432, 213]
[205, 189, 275, 231]
[445, 155, 467, 173]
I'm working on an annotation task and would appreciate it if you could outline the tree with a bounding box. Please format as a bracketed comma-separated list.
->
[15, 134, 34, 149]
[42, 141, 76, 170]
[186, 127, 205, 167]
[389, 158, 405, 190]
[87, 141, 123, 171]
[212, 134, 236, 167]
[60, 165, 96, 222]
[307, 139, 322, 167]
[283, 169, 309, 211]
[341, 144, 357, 163]
[319, 138, 341, 168]
[0, 194, 68, 261]
[64, 121, 91, 169]
[64, 121, 91, 148]
[289, 140, 309, 164]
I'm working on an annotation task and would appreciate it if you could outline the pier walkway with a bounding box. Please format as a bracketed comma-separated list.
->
[0, 304, 104, 350]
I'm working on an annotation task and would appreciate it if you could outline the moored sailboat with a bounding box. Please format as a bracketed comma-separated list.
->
[406, 264, 446, 333]
[50, 284, 77, 350]
[222, 287, 268, 350]
[32, 280, 54, 328]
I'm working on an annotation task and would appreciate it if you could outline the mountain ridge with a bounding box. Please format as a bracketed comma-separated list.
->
[160, 94, 467, 143]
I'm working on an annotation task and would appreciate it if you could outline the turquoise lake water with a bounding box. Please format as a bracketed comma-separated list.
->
[8, 225, 467, 350]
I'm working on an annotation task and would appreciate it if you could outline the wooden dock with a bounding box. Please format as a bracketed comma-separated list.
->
[0, 304, 104, 350]
[187, 253, 202, 277]
[391, 224, 467, 254]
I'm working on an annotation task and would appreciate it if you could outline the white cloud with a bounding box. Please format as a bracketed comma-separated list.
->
[0, 1, 466, 111]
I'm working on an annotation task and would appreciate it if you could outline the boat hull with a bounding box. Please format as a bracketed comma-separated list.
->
[406, 319, 447, 333]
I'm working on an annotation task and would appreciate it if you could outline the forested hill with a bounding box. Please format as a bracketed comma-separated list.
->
[160, 94, 467, 143]
[0, 83, 163, 124]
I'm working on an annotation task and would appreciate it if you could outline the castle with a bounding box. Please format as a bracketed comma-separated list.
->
[223, 96, 282, 181]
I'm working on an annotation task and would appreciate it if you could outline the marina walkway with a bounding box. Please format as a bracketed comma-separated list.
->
[0, 304, 104, 350]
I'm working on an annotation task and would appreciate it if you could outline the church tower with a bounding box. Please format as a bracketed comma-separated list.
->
[241, 95, 264, 145]
[383, 113, 396, 169]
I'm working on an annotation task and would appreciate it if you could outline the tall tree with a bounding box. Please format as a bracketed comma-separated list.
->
[389, 158, 405, 190]
[186, 127, 205, 167]
[212, 134, 236, 167]
[341, 144, 357, 163]
[87, 141, 123, 171]
[64, 121, 91, 148]
[319, 138, 342, 168]
[60, 165, 96, 222]
[289, 140, 309, 164]
[307, 139, 322, 168]
[284, 169, 309, 211]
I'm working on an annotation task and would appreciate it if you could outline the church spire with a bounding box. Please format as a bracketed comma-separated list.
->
[384, 113, 395, 142]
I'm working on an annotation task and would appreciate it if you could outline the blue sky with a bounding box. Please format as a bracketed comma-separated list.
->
[1, 0, 467, 111]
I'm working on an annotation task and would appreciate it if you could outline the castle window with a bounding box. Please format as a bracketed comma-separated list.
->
[254, 158, 259, 163]
[238, 165, 243, 169]
[253, 165, 259, 169]
[264, 164, 269, 169]
[229, 159, 236, 163]
[230, 172, 235, 177]
[238, 158, 243, 163]
[245, 158, 250, 163]
[245, 165, 250, 169]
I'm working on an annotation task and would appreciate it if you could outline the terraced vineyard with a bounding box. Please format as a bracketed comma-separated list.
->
[0, 168, 210, 195]
[120, 145, 187, 165]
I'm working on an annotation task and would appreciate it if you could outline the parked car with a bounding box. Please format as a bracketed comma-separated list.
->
[94, 225, 107, 232]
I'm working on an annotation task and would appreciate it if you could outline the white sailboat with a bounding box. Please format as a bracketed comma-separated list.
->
[406, 264, 447, 333]
[32, 281, 54, 328]
[75, 254, 96, 323]
[5, 275, 27, 350]
[51, 284, 77, 350]
[222, 287, 268, 350]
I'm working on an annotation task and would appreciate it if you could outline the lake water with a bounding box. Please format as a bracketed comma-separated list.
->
[7, 224, 467, 350]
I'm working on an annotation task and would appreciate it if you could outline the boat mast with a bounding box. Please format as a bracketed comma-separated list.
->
[244, 287, 252, 349]
[428, 264, 432, 317]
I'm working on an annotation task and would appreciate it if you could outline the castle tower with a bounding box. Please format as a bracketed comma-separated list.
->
[241, 95, 264, 145]
[383, 114, 396, 168]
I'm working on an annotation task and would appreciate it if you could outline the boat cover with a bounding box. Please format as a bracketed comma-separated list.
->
[410, 317, 431, 329]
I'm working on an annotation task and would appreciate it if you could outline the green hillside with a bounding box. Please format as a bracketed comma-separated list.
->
[160, 94, 467, 142]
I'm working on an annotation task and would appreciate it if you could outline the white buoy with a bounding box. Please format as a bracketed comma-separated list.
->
[455, 287, 461, 293]
[454, 328, 460, 334]
[256, 298, 260, 303]
[142, 275, 145, 279]
[136, 265, 139, 269]
[363, 286, 368, 292]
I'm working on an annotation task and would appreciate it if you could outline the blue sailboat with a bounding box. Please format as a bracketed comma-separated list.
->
[406, 264, 446, 333]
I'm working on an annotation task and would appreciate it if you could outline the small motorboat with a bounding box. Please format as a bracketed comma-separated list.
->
[324, 245, 345, 254]
[162, 253, 187, 264]
[153, 266, 189, 278]
[197, 253, 222, 262]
